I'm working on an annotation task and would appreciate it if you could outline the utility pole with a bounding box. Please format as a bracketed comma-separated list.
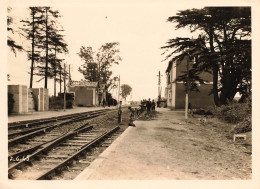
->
[63, 63, 66, 111]
[157, 71, 163, 107]
[117, 75, 120, 107]
[185, 53, 190, 119]
[69, 64, 71, 85]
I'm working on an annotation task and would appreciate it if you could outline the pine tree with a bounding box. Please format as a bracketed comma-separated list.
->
[20, 7, 45, 88]
[7, 7, 23, 55]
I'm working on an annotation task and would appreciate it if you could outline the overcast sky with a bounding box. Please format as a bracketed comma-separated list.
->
[6, 0, 205, 101]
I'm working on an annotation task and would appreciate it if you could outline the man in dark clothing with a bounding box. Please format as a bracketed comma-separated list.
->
[118, 101, 122, 124]
[146, 98, 151, 111]
[151, 100, 155, 111]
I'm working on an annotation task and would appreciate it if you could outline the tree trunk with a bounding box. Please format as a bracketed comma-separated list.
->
[209, 30, 220, 106]
[60, 66, 62, 94]
[54, 45, 57, 97]
[29, 8, 35, 88]
[219, 68, 238, 105]
[44, 8, 48, 89]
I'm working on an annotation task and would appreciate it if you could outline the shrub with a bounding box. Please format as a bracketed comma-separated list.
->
[8, 93, 14, 114]
[49, 93, 74, 110]
[49, 96, 63, 110]
[214, 101, 251, 124]
[232, 116, 252, 134]
[58, 93, 74, 109]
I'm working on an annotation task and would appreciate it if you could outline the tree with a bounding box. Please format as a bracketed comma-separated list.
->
[78, 42, 122, 84]
[78, 46, 99, 81]
[20, 7, 45, 88]
[7, 7, 23, 55]
[121, 84, 132, 104]
[96, 42, 122, 84]
[42, 7, 64, 89]
[162, 7, 251, 106]
[21, 7, 68, 89]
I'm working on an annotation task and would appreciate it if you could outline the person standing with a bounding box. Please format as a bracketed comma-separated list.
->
[102, 98, 106, 108]
[118, 101, 122, 124]
[146, 98, 151, 112]
[151, 100, 155, 111]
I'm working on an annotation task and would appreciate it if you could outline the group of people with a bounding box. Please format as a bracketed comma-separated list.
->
[117, 98, 157, 127]
[140, 98, 156, 112]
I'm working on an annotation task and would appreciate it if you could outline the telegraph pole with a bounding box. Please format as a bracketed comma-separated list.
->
[69, 64, 71, 85]
[117, 75, 120, 106]
[157, 71, 162, 106]
[63, 63, 66, 111]
[185, 53, 190, 119]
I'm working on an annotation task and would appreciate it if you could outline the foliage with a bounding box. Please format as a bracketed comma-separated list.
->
[120, 84, 132, 102]
[49, 93, 74, 109]
[213, 96, 251, 124]
[78, 42, 121, 88]
[20, 6, 68, 89]
[7, 7, 23, 55]
[8, 93, 15, 114]
[78, 46, 99, 82]
[106, 92, 117, 106]
[162, 7, 251, 106]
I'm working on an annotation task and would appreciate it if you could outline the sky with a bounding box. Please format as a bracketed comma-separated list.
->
[6, 0, 205, 101]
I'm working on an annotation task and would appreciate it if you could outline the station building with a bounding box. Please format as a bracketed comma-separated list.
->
[67, 80, 99, 107]
[165, 55, 215, 109]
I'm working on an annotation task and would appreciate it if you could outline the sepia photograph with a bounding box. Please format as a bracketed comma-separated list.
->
[1, 0, 260, 188]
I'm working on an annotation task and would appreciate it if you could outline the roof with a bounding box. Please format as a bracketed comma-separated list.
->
[165, 61, 173, 73]
[69, 80, 98, 87]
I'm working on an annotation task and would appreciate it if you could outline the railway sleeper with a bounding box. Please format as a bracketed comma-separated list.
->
[66, 140, 91, 143]
[60, 143, 85, 147]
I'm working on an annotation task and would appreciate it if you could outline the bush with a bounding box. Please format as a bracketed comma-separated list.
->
[232, 116, 252, 134]
[212, 96, 251, 134]
[49, 93, 74, 110]
[8, 93, 14, 114]
[213, 100, 251, 124]
[49, 96, 63, 110]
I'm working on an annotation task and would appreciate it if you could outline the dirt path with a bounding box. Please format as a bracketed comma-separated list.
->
[85, 108, 251, 180]
[145, 109, 252, 179]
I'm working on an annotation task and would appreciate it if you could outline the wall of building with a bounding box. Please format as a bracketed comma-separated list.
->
[69, 86, 97, 107]
[31, 88, 49, 111]
[165, 55, 214, 109]
[28, 89, 35, 112]
[8, 85, 28, 113]
[175, 83, 215, 109]
[176, 56, 213, 82]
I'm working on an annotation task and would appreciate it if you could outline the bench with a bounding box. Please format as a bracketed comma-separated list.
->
[233, 134, 247, 142]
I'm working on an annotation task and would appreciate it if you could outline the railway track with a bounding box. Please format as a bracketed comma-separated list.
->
[8, 109, 110, 131]
[8, 109, 110, 140]
[8, 124, 120, 180]
[8, 109, 116, 161]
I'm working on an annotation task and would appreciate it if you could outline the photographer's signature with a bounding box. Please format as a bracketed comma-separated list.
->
[9, 155, 29, 162]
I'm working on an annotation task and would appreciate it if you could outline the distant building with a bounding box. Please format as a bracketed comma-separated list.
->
[68, 80, 99, 107]
[165, 55, 214, 109]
